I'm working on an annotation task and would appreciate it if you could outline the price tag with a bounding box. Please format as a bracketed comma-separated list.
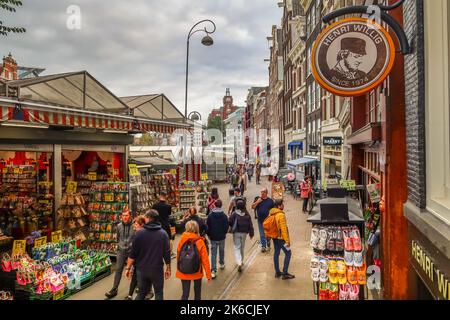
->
[13, 168, 20, 174]
[34, 236, 47, 248]
[128, 164, 140, 176]
[201, 173, 208, 181]
[2, 168, 7, 174]
[39, 199, 50, 204]
[51, 230, 62, 243]
[340, 180, 356, 191]
[169, 169, 177, 175]
[12, 240, 26, 255]
[104, 194, 114, 202]
[88, 172, 97, 181]
[53, 289, 64, 300]
[66, 181, 77, 194]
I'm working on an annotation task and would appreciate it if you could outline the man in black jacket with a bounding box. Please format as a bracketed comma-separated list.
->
[105, 210, 135, 299]
[152, 192, 174, 258]
[206, 199, 229, 279]
[125, 209, 171, 300]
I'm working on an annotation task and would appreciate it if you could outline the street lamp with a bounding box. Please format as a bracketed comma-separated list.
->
[185, 19, 217, 122]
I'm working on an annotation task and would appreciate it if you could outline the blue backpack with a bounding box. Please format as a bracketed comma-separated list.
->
[177, 239, 201, 274]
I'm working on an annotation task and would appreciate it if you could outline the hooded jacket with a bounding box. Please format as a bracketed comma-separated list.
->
[268, 208, 290, 244]
[176, 232, 212, 281]
[184, 215, 208, 237]
[129, 221, 170, 272]
[206, 208, 229, 241]
[228, 209, 254, 237]
[117, 221, 135, 252]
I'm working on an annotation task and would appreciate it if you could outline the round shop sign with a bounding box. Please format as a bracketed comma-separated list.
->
[312, 18, 396, 97]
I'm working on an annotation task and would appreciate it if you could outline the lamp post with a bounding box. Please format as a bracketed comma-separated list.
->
[185, 19, 216, 122]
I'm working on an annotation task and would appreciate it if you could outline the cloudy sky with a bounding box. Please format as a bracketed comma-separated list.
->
[1, 0, 281, 121]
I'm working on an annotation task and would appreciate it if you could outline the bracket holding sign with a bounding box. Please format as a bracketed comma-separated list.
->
[322, 0, 410, 55]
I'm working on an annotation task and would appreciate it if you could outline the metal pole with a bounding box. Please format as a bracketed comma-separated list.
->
[184, 38, 190, 122]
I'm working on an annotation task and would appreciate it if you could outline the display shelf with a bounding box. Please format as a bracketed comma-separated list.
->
[87, 182, 129, 254]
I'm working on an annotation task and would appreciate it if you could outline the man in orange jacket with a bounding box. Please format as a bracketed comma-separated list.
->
[268, 199, 295, 280]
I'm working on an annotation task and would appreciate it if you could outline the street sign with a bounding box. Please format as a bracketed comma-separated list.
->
[312, 18, 395, 97]
[12, 240, 26, 255]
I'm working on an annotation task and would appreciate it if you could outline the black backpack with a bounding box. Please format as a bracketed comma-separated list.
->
[177, 239, 201, 274]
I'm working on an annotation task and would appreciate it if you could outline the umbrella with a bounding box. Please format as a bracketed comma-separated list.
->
[287, 173, 295, 181]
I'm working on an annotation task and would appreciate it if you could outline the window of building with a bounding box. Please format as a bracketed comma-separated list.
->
[315, 82, 321, 110]
[425, 0, 450, 224]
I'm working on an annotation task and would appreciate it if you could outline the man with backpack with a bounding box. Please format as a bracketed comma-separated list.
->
[206, 199, 229, 279]
[264, 199, 295, 280]
[251, 187, 275, 253]
[228, 187, 247, 216]
[125, 209, 171, 300]
[231, 170, 240, 190]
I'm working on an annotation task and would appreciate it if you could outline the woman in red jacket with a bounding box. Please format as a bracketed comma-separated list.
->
[176, 220, 212, 300]
[301, 176, 312, 213]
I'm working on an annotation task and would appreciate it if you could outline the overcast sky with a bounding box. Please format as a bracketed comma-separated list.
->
[1, 0, 281, 121]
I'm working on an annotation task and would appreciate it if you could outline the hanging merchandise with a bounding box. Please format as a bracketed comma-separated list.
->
[0, 164, 54, 239]
[178, 186, 196, 211]
[131, 173, 179, 215]
[56, 193, 89, 242]
[196, 181, 212, 217]
[87, 182, 129, 255]
[310, 224, 366, 300]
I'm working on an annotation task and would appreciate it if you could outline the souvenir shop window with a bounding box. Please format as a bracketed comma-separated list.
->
[62, 151, 124, 202]
[0, 151, 54, 240]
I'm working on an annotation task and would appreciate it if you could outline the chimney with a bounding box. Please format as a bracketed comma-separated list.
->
[1, 53, 18, 80]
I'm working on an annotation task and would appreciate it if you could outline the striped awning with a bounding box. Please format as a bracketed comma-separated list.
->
[0, 104, 187, 134]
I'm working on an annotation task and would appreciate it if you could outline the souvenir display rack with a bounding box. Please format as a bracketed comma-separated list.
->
[131, 173, 179, 214]
[196, 181, 212, 217]
[307, 194, 366, 301]
[56, 193, 89, 242]
[87, 182, 129, 255]
[1, 240, 112, 300]
[0, 165, 54, 238]
[178, 187, 196, 211]
[75, 173, 109, 203]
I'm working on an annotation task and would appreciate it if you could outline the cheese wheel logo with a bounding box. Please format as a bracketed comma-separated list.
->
[312, 18, 395, 97]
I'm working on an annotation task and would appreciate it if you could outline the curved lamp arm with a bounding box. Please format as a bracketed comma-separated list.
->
[187, 19, 217, 41]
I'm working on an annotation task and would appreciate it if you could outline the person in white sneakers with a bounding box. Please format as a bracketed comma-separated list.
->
[206, 200, 229, 279]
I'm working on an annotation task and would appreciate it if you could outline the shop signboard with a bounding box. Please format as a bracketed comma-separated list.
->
[170, 169, 177, 175]
[51, 230, 62, 243]
[409, 225, 450, 300]
[88, 172, 97, 181]
[34, 236, 47, 248]
[366, 183, 381, 203]
[128, 164, 139, 176]
[201, 173, 208, 181]
[272, 182, 285, 200]
[323, 137, 342, 146]
[312, 18, 396, 97]
[340, 180, 356, 191]
[66, 181, 77, 194]
[12, 240, 26, 255]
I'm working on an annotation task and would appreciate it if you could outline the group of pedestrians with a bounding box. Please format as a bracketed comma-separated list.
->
[103, 174, 296, 301]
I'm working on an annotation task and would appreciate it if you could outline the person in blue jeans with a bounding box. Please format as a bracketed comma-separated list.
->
[269, 199, 295, 280]
[206, 199, 229, 279]
[251, 187, 275, 253]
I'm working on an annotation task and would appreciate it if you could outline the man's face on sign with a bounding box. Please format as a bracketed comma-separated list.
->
[345, 51, 364, 71]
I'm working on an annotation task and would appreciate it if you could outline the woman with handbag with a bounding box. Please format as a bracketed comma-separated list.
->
[228, 200, 254, 272]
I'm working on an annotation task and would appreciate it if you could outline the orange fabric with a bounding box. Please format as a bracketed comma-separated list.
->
[176, 232, 212, 281]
